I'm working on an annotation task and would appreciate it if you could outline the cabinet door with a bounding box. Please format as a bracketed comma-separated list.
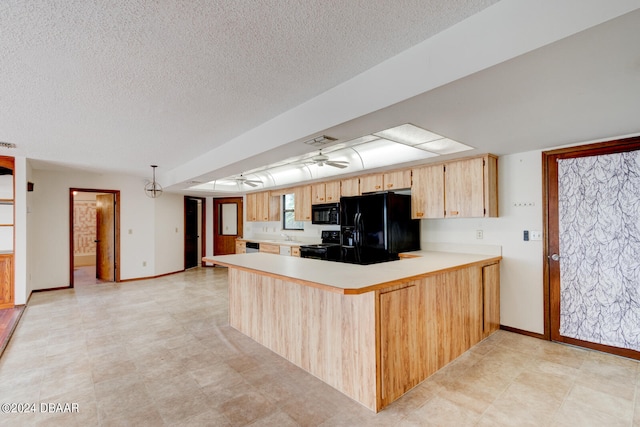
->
[384, 170, 411, 190]
[411, 165, 444, 219]
[445, 157, 485, 217]
[380, 285, 425, 406]
[235, 241, 246, 254]
[246, 193, 258, 222]
[324, 181, 341, 202]
[0, 254, 13, 309]
[360, 174, 383, 194]
[291, 247, 300, 257]
[311, 183, 326, 204]
[482, 263, 500, 337]
[259, 243, 280, 254]
[256, 191, 271, 221]
[268, 193, 280, 221]
[294, 185, 312, 221]
[340, 178, 360, 197]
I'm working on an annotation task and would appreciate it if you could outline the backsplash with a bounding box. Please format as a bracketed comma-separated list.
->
[243, 220, 339, 244]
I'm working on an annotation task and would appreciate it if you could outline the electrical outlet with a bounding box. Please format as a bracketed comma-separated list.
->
[476, 230, 483, 239]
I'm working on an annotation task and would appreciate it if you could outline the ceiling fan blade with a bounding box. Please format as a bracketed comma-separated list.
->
[245, 181, 259, 187]
[325, 161, 349, 169]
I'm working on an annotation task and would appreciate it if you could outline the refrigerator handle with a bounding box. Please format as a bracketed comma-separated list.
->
[354, 212, 361, 263]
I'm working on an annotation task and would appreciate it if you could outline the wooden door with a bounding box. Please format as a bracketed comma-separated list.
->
[184, 197, 201, 269]
[214, 197, 243, 255]
[0, 254, 13, 309]
[544, 137, 640, 359]
[96, 194, 115, 282]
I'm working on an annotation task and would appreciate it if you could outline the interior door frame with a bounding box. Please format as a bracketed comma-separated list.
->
[69, 188, 121, 287]
[184, 196, 206, 268]
[542, 135, 640, 358]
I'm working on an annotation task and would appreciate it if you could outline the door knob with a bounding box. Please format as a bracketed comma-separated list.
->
[549, 253, 560, 261]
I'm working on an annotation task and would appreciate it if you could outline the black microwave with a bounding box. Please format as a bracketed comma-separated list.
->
[312, 203, 340, 225]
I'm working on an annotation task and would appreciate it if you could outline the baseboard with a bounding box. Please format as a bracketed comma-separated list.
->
[119, 269, 185, 283]
[500, 324, 548, 340]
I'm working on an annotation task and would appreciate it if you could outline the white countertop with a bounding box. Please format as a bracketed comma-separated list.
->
[204, 251, 501, 294]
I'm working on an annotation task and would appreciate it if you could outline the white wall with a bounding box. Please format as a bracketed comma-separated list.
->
[14, 157, 29, 305]
[28, 168, 183, 291]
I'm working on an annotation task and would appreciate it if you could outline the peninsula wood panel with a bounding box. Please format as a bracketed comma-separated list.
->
[228, 268, 378, 410]
[483, 262, 501, 337]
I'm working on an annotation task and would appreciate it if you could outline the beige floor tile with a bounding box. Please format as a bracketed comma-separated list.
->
[564, 383, 634, 422]
[2, 267, 639, 426]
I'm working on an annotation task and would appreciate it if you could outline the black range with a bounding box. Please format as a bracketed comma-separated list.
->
[299, 230, 341, 261]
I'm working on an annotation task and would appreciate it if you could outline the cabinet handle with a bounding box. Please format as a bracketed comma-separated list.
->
[387, 184, 393, 188]
[416, 212, 424, 217]
[327, 197, 332, 200]
[375, 185, 381, 189]
[450, 210, 459, 216]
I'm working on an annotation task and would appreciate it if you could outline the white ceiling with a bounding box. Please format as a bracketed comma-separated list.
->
[1, 1, 640, 196]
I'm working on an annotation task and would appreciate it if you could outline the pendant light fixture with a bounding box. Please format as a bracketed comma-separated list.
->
[145, 165, 163, 198]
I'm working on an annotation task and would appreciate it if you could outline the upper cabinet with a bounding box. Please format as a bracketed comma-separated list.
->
[411, 164, 445, 219]
[340, 178, 360, 197]
[360, 170, 412, 194]
[412, 154, 498, 219]
[246, 191, 280, 222]
[311, 180, 341, 205]
[294, 185, 312, 221]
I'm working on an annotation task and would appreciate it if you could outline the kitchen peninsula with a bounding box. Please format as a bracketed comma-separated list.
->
[204, 251, 501, 412]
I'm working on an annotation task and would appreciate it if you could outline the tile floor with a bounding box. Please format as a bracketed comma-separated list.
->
[0, 267, 638, 426]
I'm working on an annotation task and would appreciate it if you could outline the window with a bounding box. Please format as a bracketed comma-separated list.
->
[283, 194, 304, 230]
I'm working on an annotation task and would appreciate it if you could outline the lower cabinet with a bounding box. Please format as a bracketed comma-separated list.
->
[379, 264, 496, 407]
[235, 241, 246, 254]
[259, 243, 280, 254]
[0, 254, 13, 309]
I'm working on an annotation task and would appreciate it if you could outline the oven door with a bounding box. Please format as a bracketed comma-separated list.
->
[299, 246, 327, 260]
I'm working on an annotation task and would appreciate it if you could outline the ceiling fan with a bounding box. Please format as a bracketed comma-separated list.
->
[234, 174, 263, 187]
[304, 150, 349, 169]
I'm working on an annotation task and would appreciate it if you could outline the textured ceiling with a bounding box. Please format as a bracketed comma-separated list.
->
[0, 0, 498, 176]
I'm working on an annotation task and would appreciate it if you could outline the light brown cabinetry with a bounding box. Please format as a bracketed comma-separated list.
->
[235, 240, 246, 254]
[482, 263, 500, 337]
[411, 154, 498, 219]
[291, 247, 300, 257]
[0, 156, 14, 309]
[294, 185, 312, 221]
[340, 178, 360, 197]
[360, 174, 384, 194]
[383, 170, 411, 191]
[312, 180, 341, 204]
[411, 164, 445, 219]
[379, 265, 489, 407]
[246, 191, 280, 222]
[259, 243, 280, 254]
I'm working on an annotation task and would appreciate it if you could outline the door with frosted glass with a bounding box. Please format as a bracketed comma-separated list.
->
[545, 137, 640, 359]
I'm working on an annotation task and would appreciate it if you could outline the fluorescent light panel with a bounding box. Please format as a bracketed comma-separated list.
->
[373, 123, 444, 146]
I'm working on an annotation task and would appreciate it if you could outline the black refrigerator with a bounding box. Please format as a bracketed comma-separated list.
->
[340, 192, 420, 264]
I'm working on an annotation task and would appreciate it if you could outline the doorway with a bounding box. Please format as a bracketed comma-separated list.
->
[69, 188, 121, 287]
[213, 197, 243, 255]
[543, 136, 640, 359]
[184, 196, 206, 269]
